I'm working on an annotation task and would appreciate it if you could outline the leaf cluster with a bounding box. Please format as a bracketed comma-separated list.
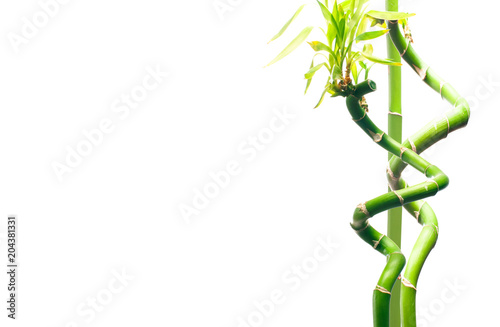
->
[267, 0, 414, 107]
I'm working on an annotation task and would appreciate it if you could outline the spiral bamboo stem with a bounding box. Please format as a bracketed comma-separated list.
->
[347, 20, 470, 324]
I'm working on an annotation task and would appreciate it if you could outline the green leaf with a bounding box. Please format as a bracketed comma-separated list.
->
[305, 63, 326, 79]
[338, 17, 346, 42]
[304, 59, 315, 94]
[351, 61, 358, 84]
[339, 0, 353, 12]
[355, 29, 389, 42]
[326, 22, 337, 47]
[356, 16, 370, 37]
[317, 1, 334, 25]
[332, 0, 339, 22]
[332, 65, 342, 79]
[305, 54, 331, 95]
[361, 44, 402, 66]
[266, 26, 314, 67]
[307, 41, 335, 57]
[366, 10, 415, 21]
[268, 5, 307, 43]
[362, 43, 373, 55]
[314, 88, 329, 108]
[370, 18, 386, 27]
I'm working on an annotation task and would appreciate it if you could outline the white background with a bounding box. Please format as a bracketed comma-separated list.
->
[0, 0, 498, 326]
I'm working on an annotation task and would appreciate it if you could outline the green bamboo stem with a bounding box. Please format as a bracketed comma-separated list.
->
[386, 21, 470, 326]
[385, 1, 403, 326]
[346, 78, 466, 326]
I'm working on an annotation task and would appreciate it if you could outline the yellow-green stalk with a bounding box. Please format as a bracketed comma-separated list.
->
[385, 1, 403, 326]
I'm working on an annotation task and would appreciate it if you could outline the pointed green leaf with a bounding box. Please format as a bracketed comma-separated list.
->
[305, 63, 326, 79]
[268, 5, 307, 43]
[361, 45, 402, 66]
[314, 88, 329, 108]
[332, 0, 339, 22]
[332, 65, 342, 79]
[355, 29, 389, 42]
[317, 1, 334, 25]
[326, 22, 337, 46]
[266, 26, 314, 67]
[356, 16, 370, 37]
[351, 61, 358, 84]
[304, 59, 315, 94]
[308, 41, 335, 57]
[366, 10, 415, 21]
[305, 53, 331, 95]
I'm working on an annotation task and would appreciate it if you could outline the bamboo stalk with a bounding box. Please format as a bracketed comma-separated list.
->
[347, 81, 457, 326]
[385, 1, 403, 326]
[386, 21, 470, 326]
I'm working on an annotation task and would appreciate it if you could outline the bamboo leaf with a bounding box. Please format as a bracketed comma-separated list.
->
[370, 18, 387, 27]
[362, 43, 373, 55]
[361, 44, 402, 66]
[339, 0, 353, 12]
[268, 5, 307, 43]
[351, 61, 358, 84]
[308, 41, 335, 57]
[304, 59, 315, 94]
[332, 65, 342, 79]
[305, 54, 331, 94]
[266, 26, 314, 67]
[356, 16, 371, 37]
[332, 0, 339, 22]
[305, 63, 327, 79]
[326, 22, 337, 47]
[355, 29, 389, 42]
[317, 1, 334, 25]
[314, 88, 329, 108]
[366, 10, 415, 21]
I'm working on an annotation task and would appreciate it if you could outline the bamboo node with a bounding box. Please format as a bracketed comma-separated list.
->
[393, 190, 404, 205]
[401, 277, 417, 291]
[386, 164, 399, 181]
[352, 109, 367, 122]
[399, 147, 408, 159]
[372, 234, 384, 249]
[440, 82, 449, 99]
[375, 285, 391, 295]
[443, 113, 451, 135]
[409, 138, 417, 153]
[425, 223, 439, 235]
[388, 111, 402, 117]
[357, 202, 371, 218]
[424, 164, 434, 177]
[369, 130, 384, 143]
[401, 39, 410, 57]
[427, 179, 440, 191]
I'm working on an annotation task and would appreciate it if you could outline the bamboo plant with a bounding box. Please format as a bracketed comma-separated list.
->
[266, 1, 470, 326]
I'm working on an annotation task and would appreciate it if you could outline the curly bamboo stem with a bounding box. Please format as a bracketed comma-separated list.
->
[347, 71, 469, 326]
[386, 20, 470, 327]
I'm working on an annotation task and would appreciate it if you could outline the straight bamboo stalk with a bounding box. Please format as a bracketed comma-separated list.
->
[385, 0, 403, 326]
